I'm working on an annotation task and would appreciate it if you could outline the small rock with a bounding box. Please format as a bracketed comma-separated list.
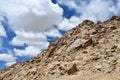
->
[67, 62, 77, 75]
[95, 65, 102, 71]
[110, 26, 117, 30]
[83, 38, 93, 47]
[89, 29, 97, 34]
[111, 45, 117, 52]
[82, 20, 94, 25]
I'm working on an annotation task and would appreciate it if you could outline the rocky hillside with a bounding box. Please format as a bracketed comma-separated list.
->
[1, 16, 120, 80]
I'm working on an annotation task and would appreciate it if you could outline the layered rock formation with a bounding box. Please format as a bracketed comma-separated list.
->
[1, 16, 120, 80]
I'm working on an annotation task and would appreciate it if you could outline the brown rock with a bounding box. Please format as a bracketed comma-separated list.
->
[89, 29, 97, 34]
[67, 62, 77, 75]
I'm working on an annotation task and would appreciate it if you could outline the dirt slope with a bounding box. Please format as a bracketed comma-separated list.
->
[1, 16, 120, 80]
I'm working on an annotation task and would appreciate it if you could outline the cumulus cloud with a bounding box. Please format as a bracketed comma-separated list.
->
[57, 0, 120, 31]
[77, 0, 115, 21]
[57, 0, 77, 9]
[14, 46, 41, 57]
[58, 16, 80, 31]
[0, 0, 62, 60]
[0, 0, 63, 58]
[0, 49, 17, 66]
[0, 23, 7, 37]
[44, 27, 62, 37]
[0, 53, 16, 62]
[0, 0, 63, 32]
[11, 30, 49, 47]
[5, 61, 16, 67]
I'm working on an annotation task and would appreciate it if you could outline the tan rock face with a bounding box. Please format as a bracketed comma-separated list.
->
[1, 16, 120, 80]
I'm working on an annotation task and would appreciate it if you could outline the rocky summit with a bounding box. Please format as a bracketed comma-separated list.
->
[1, 16, 120, 80]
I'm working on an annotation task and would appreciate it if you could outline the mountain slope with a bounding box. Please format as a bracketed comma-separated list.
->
[1, 16, 120, 80]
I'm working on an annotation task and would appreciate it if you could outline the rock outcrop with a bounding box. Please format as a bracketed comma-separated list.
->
[1, 16, 120, 80]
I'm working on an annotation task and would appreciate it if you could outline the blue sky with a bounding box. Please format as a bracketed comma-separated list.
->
[0, 0, 120, 69]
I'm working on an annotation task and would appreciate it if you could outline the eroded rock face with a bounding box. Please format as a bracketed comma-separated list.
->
[1, 16, 120, 80]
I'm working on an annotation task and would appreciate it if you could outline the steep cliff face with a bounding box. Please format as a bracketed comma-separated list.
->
[1, 16, 120, 80]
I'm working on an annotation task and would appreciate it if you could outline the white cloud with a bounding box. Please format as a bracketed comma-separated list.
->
[78, 0, 115, 22]
[44, 27, 62, 37]
[0, 0, 63, 57]
[0, 53, 16, 62]
[11, 37, 26, 46]
[14, 46, 41, 57]
[0, 50, 17, 67]
[0, 23, 7, 37]
[57, 0, 120, 27]
[5, 61, 16, 67]
[57, 0, 77, 9]
[11, 31, 49, 47]
[58, 16, 80, 31]
[0, 0, 63, 32]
